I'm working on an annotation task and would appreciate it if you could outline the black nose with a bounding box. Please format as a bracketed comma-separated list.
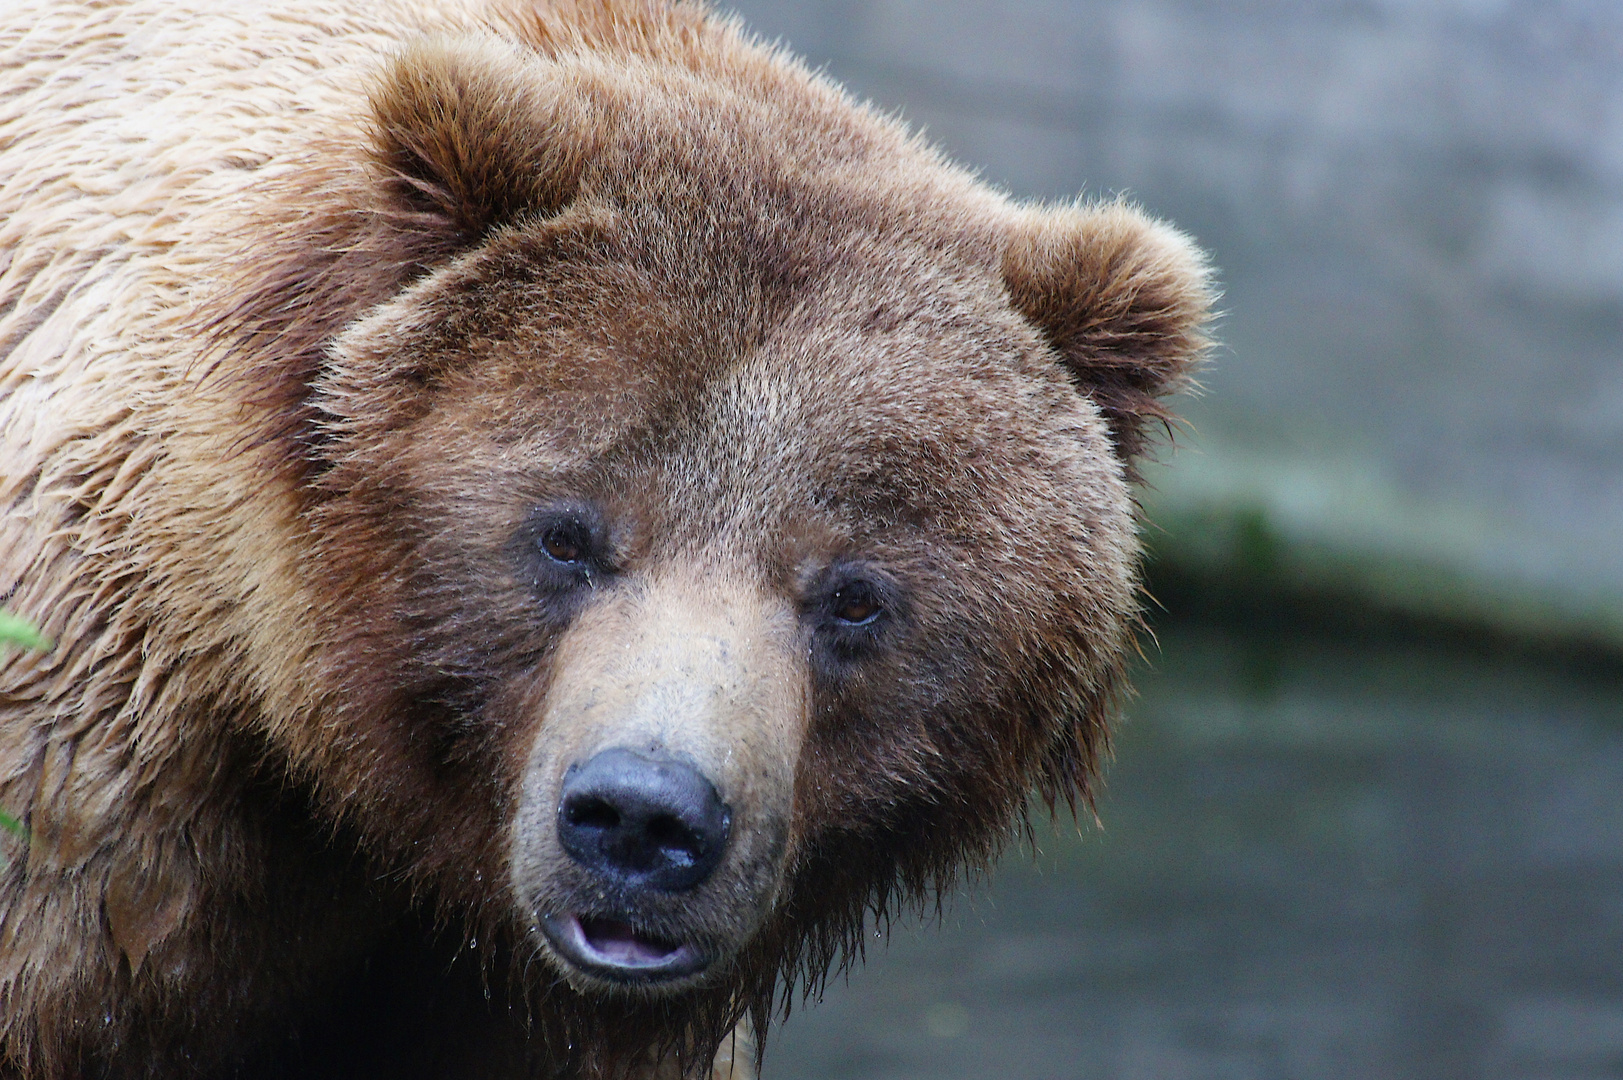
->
[557, 748, 732, 893]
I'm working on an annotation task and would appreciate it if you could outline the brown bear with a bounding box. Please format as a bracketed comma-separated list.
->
[0, 0, 1212, 1077]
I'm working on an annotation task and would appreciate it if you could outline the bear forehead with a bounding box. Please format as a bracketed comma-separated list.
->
[314, 35, 1140, 574]
[526, 45, 956, 217]
[338, 207, 1114, 547]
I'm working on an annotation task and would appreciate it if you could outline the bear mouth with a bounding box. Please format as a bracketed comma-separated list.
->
[540, 912, 708, 984]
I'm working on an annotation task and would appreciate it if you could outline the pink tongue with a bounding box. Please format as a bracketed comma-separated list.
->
[579, 917, 680, 965]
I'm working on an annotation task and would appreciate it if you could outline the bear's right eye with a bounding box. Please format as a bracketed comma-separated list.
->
[519, 502, 611, 595]
[540, 523, 588, 565]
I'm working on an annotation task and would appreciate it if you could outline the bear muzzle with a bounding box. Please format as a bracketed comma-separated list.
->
[539, 748, 734, 982]
[509, 570, 804, 992]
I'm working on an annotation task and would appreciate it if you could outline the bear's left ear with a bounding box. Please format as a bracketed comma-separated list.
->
[1002, 202, 1215, 464]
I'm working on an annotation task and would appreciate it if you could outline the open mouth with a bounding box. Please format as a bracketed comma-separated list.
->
[540, 912, 708, 983]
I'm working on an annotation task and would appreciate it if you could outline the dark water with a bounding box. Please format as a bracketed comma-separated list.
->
[764, 624, 1623, 1079]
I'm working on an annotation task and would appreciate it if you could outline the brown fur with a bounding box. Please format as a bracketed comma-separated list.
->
[0, 1, 1213, 1077]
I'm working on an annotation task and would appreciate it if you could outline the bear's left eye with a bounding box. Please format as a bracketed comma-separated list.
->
[805, 562, 902, 663]
[831, 583, 881, 625]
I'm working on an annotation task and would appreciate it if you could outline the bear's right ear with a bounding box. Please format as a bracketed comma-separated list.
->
[214, 35, 598, 478]
[368, 35, 593, 251]
[1002, 201, 1214, 465]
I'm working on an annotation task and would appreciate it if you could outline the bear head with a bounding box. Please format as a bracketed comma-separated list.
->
[223, 9, 1211, 1074]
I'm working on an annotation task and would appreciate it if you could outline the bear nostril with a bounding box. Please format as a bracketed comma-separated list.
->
[645, 814, 701, 867]
[565, 797, 621, 831]
[556, 748, 731, 893]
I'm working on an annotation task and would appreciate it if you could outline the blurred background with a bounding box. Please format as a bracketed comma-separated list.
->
[717, 2, 1623, 1077]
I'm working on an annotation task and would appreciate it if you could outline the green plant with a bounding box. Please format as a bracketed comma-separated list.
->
[0, 608, 50, 652]
[0, 608, 48, 858]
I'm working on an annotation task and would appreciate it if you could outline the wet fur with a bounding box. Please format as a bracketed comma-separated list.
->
[0, 1, 1212, 1076]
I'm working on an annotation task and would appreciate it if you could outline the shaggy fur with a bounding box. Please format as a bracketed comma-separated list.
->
[0, 1, 1213, 1077]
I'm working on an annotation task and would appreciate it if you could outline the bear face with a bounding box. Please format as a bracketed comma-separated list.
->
[0, 4, 1210, 1076]
[225, 24, 1210, 1049]
[324, 207, 1141, 991]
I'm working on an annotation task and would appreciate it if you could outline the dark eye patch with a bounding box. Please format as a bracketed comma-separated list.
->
[516, 501, 613, 601]
[805, 561, 902, 662]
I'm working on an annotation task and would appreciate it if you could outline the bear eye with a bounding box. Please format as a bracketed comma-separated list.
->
[540, 522, 588, 565]
[517, 502, 612, 596]
[805, 562, 902, 665]
[831, 584, 881, 625]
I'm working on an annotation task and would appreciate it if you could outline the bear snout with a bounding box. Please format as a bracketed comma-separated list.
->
[557, 748, 733, 894]
[510, 569, 805, 992]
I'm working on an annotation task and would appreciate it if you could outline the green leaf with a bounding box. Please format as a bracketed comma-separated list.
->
[0, 808, 24, 866]
[0, 609, 50, 652]
[0, 611, 41, 863]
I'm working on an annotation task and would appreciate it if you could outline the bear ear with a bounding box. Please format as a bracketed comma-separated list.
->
[212, 35, 599, 480]
[1002, 201, 1215, 464]
[369, 35, 593, 249]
